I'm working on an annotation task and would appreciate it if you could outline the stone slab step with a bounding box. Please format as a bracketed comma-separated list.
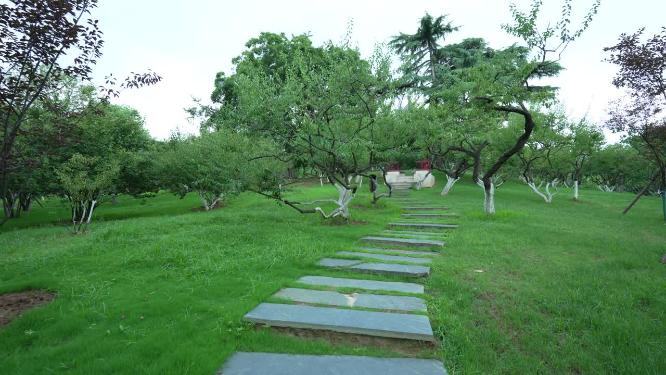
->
[358, 247, 439, 257]
[274, 288, 427, 312]
[244, 303, 435, 341]
[297, 276, 424, 294]
[403, 207, 449, 211]
[318, 258, 431, 277]
[390, 222, 458, 229]
[362, 236, 445, 248]
[337, 251, 432, 265]
[382, 230, 443, 237]
[402, 213, 459, 218]
[219, 352, 447, 375]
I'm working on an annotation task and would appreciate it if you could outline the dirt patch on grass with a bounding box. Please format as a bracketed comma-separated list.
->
[0, 290, 55, 327]
[261, 326, 437, 356]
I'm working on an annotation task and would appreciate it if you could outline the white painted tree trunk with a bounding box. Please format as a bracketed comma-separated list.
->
[524, 179, 558, 203]
[355, 175, 363, 189]
[309, 183, 355, 219]
[476, 180, 496, 214]
[598, 184, 616, 192]
[484, 185, 496, 214]
[574, 180, 579, 200]
[440, 176, 459, 196]
[199, 192, 223, 211]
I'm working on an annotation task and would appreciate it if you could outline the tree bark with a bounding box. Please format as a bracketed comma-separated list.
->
[622, 170, 660, 215]
[441, 175, 459, 196]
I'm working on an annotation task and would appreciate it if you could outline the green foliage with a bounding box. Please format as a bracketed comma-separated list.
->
[588, 144, 653, 192]
[56, 153, 120, 233]
[157, 130, 281, 210]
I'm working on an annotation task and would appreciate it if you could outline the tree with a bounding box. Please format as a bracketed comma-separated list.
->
[605, 28, 666, 219]
[56, 153, 119, 234]
[390, 13, 459, 91]
[563, 119, 604, 200]
[0, 1, 160, 222]
[588, 144, 652, 193]
[201, 34, 396, 220]
[441, 0, 599, 214]
[1, 0, 101, 221]
[518, 112, 569, 203]
[157, 130, 276, 211]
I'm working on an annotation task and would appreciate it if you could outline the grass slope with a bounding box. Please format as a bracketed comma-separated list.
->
[0, 179, 664, 374]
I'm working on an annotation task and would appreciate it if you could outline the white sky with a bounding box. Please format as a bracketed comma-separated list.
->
[92, 0, 665, 140]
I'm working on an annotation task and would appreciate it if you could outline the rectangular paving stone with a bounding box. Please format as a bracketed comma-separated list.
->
[318, 258, 362, 267]
[351, 262, 430, 277]
[244, 303, 434, 341]
[362, 236, 445, 248]
[219, 352, 447, 375]
[337, 251, 432, 265]
[382, 230, 443, 237]
[358, 247, 439, 257]
[274, 288, 427, 312]
[390, 222, 459, 229]
[402, 213, 459, 218]
[319, 258, 431, 277]
[403, 207, 449, 211]
[297, 276, 424, 294]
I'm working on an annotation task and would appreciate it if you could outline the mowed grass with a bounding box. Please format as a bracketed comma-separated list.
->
[0, 178, 664, 374]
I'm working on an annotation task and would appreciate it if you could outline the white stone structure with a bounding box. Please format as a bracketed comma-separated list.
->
[384, 170, 435, 189]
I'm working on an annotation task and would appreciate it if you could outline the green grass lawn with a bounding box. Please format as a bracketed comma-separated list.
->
[0, 179, 664, 374]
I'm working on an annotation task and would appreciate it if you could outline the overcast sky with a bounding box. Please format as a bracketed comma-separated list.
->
[91, 0, 665, 140]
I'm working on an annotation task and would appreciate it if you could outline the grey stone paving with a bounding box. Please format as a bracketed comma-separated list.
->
[318, 258, 362, 267]
[297, 276, 424, 294]
[337, 251, 432, 265]
[403, 207, 449, 211]
[274, 288, 427, 312]
[219, 352, 447, 375]
[362, 236, 445, 248]
[351, 262, 430, 277]
[244, 303, 435, 341]
[402, 213, 459, 218]
[318, 258, 431, 277]
[382, 230, 443, 237]
[357, 247, 439, 257]
[390, 222, 458, 229]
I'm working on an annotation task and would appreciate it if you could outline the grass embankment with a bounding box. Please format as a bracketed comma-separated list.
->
[1, 179, 665, 374]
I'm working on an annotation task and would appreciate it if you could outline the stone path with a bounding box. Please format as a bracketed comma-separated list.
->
[220, 352, 447, 375]
[389, 222, 458, 229]
[402, 213, 459, 218]
[362, 236, 445, 248]
[221, 189, 455, 374]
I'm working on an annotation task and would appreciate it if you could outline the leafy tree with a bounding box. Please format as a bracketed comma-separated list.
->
[605, 28, 666, 219]
[0, 1, 160, 222]
[202, 34, 396, 220]
[158, 130, 279, 211]
[390, 13, 459, 96]
[562, 119, 604, 200]
[56, 153, 119, 234]
[588, 144, 652, 193]
[438, 0, 599, 214]
[518, 112, 569, 203]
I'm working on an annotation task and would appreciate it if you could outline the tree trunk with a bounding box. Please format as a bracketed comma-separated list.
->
[622, 170, 660, 215]
[441, 175, 459, 196]
[574, 180, 579, 201]
[19, 194, 31, 212]
[661, 191, 666, 222]
[477, 179, 496, 214]
[483, 183, 496, 214]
